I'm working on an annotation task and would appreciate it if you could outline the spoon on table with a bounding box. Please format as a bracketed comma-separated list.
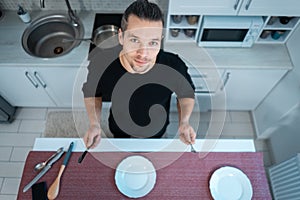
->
[34, 147, 64, 172]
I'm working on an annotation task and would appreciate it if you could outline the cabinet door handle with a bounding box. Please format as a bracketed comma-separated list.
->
[34, 72, 47, 88]
[25, 71, 38, 88]
[245, 0, 252, 10]
[220, 72, 231, 91]
[233, 0, 241, 10]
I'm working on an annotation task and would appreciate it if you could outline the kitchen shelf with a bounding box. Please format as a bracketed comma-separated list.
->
[264, 16, 300, 30]
[167, 15, 201, 42]
[256, 16, 300, 44]
[257, 30, 290, 43]
[166, 1, 300, 45]
[167, 30, 197, 42]
[169, 15, 200, 29]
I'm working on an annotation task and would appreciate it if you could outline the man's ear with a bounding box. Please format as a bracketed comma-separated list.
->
[118, 28, 124, 45]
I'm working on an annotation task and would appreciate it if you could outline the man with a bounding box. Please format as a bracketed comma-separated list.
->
[82, 0, 196, 148]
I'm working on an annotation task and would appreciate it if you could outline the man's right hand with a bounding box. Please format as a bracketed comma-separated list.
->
[83, 125, 102, 149]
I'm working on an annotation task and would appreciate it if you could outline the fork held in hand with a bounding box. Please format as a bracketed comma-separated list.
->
[190, 143, 196, 153]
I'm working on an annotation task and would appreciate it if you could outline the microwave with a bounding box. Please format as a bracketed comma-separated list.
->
[198, 16, 264, 47]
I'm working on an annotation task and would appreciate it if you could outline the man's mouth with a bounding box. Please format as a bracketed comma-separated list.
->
[135, 59, 148, 66]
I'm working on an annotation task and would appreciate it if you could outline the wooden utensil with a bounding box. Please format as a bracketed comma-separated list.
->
[47, 142, 74, 200]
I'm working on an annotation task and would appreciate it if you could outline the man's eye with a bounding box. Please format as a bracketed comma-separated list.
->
[130, 38, 139, 43]
[149, 41, 159, 46]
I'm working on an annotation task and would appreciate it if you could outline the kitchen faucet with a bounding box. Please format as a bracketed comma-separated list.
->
[40, 0, 79, 27]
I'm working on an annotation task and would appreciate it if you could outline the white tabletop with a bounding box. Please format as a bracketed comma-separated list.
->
[33, 138, 255, 152]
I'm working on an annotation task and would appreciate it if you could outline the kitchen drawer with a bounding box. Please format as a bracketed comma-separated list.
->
[188, 68, 224, 93]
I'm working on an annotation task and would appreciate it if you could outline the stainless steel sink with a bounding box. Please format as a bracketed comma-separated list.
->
[22, 14, 84, 58]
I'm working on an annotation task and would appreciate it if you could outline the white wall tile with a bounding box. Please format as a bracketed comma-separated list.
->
[0, 178, 20, 195]
[0, 162, 24, 178]
[0, 147, 12, 161]
[15, 108, 47, 120]
[18, 120, 45, 133]
[10, 147, 31, 162]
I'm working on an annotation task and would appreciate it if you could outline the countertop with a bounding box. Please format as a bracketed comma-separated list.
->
[0, 10, 294, 70]
[164, 43, 294, 70]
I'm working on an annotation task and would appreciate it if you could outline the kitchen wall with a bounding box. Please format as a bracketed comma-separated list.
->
[0, 0, 168, 12]
[254, 24, 300, 165]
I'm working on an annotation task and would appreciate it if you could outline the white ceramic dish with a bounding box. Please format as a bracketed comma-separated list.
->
[209, 166, 253, 200]
[115, 155, 156, 198]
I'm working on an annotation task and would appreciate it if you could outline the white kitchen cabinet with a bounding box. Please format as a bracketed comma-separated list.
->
[30, 67, 79, 107]
[0, 67, 56, 107]
[0, 66, 79, 107]
[166, 0, 300, 43]
[238, 0, 300, 16]
[169, 0, 242, 15]
[169, 0, 300, 16]
[218, 69, 288, 110]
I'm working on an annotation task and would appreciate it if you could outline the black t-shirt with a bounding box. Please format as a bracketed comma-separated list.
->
[82, 47, 195, 138]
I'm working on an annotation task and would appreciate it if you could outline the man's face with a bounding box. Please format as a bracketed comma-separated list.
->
[118, 14, 163, 74]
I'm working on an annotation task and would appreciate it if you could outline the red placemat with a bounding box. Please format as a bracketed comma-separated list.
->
[17, 152, 272, 199]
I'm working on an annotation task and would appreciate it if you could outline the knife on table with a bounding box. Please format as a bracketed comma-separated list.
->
[23, 147, 64, 193]
[47, 141, 74, 200]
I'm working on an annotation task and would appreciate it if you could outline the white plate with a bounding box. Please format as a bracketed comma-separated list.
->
[209, 166, 253, 200]
[115, 155, 156, 198]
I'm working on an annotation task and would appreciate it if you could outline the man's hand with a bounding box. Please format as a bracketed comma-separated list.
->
[178, 122, 196, 145]
[83, 125, 102, 149]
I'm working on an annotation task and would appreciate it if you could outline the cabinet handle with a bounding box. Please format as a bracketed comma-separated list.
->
[25, 71, 38, 88]
[220, 72, 231, 91]
[233, 0, 241, 10]
[245, 0, 252, 10]
[34, 72, 47, 88]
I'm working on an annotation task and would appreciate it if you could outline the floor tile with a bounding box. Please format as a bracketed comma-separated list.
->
[0, 178, 3, 191]
[0, 194, 17, 200]
[0, 133, 40, 147]
[254, 139, 269, 152]
[200, 111, 231, 122]
[222, 123, 255, 138]
[0, 147, 12, 161]
[1, 178, 20, 195]
[10, 147, 32, 162]
[15, 108, 47, 120]
[18, 120, 46, 133]
[230, 111, 252, 123]
[0, 162, 24, 178]
[0, 120, 21, 133]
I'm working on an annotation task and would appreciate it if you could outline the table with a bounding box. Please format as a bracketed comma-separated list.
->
[17, 138, 271, 199]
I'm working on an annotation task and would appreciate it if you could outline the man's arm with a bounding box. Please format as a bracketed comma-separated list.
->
[83, 97, 102, 148]
[177, 97, 196, 144]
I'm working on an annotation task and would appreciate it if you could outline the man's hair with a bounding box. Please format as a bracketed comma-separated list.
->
[121, 0, 164, 31]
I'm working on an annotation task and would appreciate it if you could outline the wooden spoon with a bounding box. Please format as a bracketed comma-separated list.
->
[47, 142, 74, 200]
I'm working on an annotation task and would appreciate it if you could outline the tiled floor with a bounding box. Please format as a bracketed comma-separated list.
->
[0, 108, 271, 200]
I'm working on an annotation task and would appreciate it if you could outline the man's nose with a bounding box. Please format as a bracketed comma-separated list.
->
[136, 43, 149, 56]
